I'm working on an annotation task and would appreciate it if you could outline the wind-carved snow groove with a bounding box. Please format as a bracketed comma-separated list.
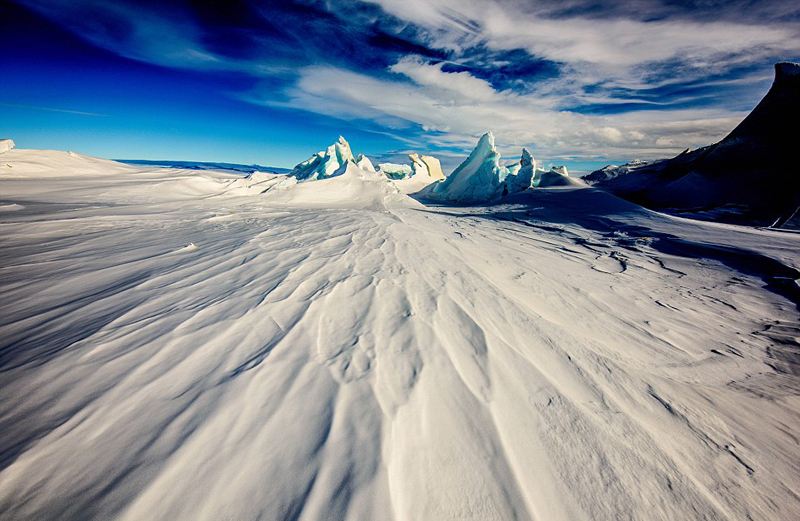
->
[646, 385, 755, 476]
[1, 177, 799, 521]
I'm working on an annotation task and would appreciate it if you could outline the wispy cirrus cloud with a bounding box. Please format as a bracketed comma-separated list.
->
[0, 102, 107, 117]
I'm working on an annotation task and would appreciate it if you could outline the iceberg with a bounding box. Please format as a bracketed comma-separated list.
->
[0, 138, 15, 154]
[264, 136, 412, 208]
[379, 153, 444, 183]
[421, 132, 507, 203]
[224, 136, 412, 208]
[379, 152, 446, 194]
[505, 148, 535, 194]
[355, 153, 376, 173]
[289, 136, 356, 181]
[378, 163, 413, 180]
[421, 131, 533, 203]
[409, 153, 445, 181]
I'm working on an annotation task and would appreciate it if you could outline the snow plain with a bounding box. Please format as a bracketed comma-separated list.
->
[1, 148, 799, 520]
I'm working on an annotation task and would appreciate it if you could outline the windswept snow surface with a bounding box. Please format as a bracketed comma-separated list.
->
[2, 149, 800, 520]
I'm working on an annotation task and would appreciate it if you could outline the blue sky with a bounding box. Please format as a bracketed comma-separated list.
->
[2, 1, 798, 171]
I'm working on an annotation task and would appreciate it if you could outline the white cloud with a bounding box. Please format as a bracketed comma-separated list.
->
[293, 0, 797, 162]
[390, 56, 499, 101]
[252, 61, 745, 162]
[363, 1, 800, 100]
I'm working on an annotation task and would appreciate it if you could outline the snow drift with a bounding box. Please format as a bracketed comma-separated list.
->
[537, 165, 585, 188]
[227, 136, 410, 209]
[589, 62, 800, 227]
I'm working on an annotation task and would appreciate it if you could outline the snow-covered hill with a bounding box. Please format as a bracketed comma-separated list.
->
[536, 165, 585, 188]
[1, 148, 799, 521]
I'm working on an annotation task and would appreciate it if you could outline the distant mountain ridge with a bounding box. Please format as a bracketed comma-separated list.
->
[117, 159, 291, 175]
[585, 62, 800, 228]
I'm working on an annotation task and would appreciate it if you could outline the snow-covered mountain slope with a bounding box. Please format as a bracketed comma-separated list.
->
[582, 159, 652, 185]
[420, 132, 534, 203]
[1, 150, 800, 521]
[592, 62, 800, 227]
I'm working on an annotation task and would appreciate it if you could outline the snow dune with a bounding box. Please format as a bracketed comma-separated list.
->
[1, 149, 799, 520]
